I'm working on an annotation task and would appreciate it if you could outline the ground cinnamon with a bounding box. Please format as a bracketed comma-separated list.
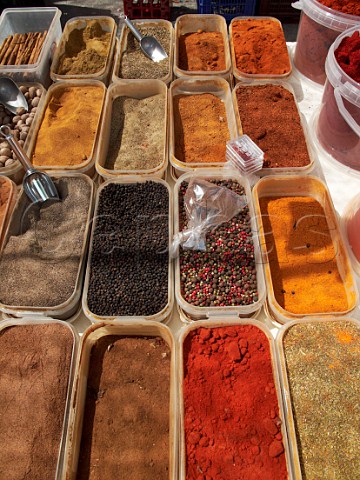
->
[178, 30, 226, 71]
[259, 196, 349, 314]
[232, 18, 290, 75]
[32, 85, 104, 167]
[174, 93, 229, 163]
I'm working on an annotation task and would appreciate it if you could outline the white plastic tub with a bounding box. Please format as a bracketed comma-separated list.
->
[292, 0, 360, 85]
[315, 25, 360, 173]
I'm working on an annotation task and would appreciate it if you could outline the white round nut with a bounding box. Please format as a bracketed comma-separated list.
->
[0, 155, 9, 164]
[12, 115, 21, 124]
[25, 117, 33, 126]
[21, 113, 29, 121]
[29, 86, 37, 98]
[19, 86, 27, 94]
[5, 158, 16, 167]
[36, 89, 42, 97]
[0, 148, 11, 157]
[20, 131, 27, 141]
[31, 97, 40, 108]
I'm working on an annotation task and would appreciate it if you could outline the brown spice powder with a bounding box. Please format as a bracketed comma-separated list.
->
[232, 19, 290, 75]
[178, 31, 226, 71]
[32, 85, 104, 167]
[0, 177, 12, 232]
[77, 335, 171, 480]
[259, 196, 349, 314]
[236, 85, 311, 169]
[174, 93, 229, 164]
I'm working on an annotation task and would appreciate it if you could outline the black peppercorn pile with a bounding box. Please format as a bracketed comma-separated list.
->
[87, 181, 169, 317]
[179, 180, 258, 308]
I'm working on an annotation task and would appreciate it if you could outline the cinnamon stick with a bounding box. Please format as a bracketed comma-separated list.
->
[14, 33, 27, 65]
[1, 33, 21, 65]
[19, 32, 39, 65]
[29, 31, 46, 64]
[0, 35, 13, 63]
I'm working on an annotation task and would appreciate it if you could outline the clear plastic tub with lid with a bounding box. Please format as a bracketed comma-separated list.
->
[82, 176, 173, 324]
[174, 14, 232, 80]
[169, 76, 238, 178]
[232, 80, 317, 175]
[179, 319, 294, 479]
[292, 0, 360, 85]
[0, 7, 62, 86]
[276, 317, 360, 479]
[253, 175, 358, 325]
[113, 19, 174, 85]
[314, 25, 360, 174]
[342, 191, 360, 278]
[0, 173, 95, 321]
[0, 317, 79, 480]
[27, 80, 106, 177]
[50, 16, 117, 85]
[63, 320, 177, 480]
[174, 169, 266, 321]
[229, 17, 292, 83]
[95, 79, 168, 180]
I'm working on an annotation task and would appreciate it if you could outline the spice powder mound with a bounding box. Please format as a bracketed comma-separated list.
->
[32, 85, 104, 167]
[232, 19, 290, 75]
[283, 321, 360, 479]
[183, 325, 288, 479]
[259, 196, 349, 314]
[178, 30, 226, 71]
[236, 84, 311, 169]
[174, 93, 229, 164]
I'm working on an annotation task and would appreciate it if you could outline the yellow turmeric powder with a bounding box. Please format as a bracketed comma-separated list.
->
[259, 196, 349, 314]
[32, 85, 104, 167]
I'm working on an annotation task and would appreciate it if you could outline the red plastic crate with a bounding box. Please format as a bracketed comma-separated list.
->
[123, 0, 170, 19]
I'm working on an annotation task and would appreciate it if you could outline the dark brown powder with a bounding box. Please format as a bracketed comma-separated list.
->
[77, 335, 171, 479]
[236, 85, 311, 169]
[0, 322, 73, 479]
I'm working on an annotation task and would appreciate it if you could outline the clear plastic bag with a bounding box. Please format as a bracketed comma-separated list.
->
[173, 178, 247, 253]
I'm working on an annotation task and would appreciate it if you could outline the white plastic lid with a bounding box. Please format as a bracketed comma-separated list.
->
[293, 0, 360, 31]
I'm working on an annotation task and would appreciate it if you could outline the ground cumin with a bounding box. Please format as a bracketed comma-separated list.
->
[232, 19, 290, 75]
[174, 93, 229, 163]
[32, 85, 104, 167]
[178, 30, 226, 71]
[57, 20, 112, 75]
[259, 196, 349, 314]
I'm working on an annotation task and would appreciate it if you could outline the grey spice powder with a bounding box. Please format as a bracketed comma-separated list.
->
[283, 320, 360, 480]
[0, 176, 92, 307]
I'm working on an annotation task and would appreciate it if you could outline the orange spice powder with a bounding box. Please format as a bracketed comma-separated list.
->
[32, 85, 104, 167]
[232, 18, 290, 75]
[259, 196, 349, 314]
[174, 93, 229, 164]
[178, 30, 226, 71]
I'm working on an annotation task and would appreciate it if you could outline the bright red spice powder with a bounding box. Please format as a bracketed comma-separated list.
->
[335, 31, 360, 83]
[183, 325, 288, 480]
[317, 0, 360, 15]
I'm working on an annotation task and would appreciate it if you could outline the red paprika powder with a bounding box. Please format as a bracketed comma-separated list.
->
[335, 30, 360, 82]
[183, 324, 288, 480]
[317, 0, 360, 16]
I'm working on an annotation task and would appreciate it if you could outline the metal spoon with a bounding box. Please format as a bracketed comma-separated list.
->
[0, 77, 28, 115]
[121, 14, 168, 63]
[0, 126, 59, 204]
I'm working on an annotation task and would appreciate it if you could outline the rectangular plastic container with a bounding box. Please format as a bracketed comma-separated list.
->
[50, 16, 116, 85]
[27, 80, 106, 177]
[0, 317, 79, 480]
[178, 319, 295, 480]
[232, 80, 317, 176]
[229, 17, 291, 82]
[0, 81, 47, 184]
[113, 19, 174, 85]
[0, 176, 16, 248]
[174, 169, 266, 321]
[0, 173, 95, 321]
[96, 79, 168, 180]
[276, 317, 360, 479]
[82, 176, 173, 324]
[174, 14, 231, 80]
[198, 0, 257, 21]
[63, 320, 177, 480]
[0, 7, 62, 86]
[169, 76, 238, 178]
[253, 175, 359, 324]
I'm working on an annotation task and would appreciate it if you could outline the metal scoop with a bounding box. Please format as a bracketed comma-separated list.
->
[0, 77, 28, 115]
[0, 126, 59, 204]
[122, 15, 168, 63]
